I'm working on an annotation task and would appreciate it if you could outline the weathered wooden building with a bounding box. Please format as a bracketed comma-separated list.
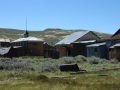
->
[109, 43, 120, 61]
[88, 28, 120, 60]
[0, 38, 10, 47]
[0, 47, 18, 58]
[71, 40, 96, 57]
[86, 42, 108, 59]
[56, 31, 100, 57]
[11, 30, 44, 56]
[44, 43, 59, 59]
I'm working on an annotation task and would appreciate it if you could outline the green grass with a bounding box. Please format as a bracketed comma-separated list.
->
[0, 69, 120, 90]
[0, 56, 119, 90]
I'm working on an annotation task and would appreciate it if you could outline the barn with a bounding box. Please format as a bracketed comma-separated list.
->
[56, 31, 100, 57]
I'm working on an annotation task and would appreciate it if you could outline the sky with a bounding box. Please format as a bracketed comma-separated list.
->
[0, 0, 120, 34]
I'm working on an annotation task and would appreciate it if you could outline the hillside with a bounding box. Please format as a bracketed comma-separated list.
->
[0, 28, 112, 45]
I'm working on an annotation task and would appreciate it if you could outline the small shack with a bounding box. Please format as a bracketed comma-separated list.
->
[109, 43, 120, 61]
[86, 42, 108, 59]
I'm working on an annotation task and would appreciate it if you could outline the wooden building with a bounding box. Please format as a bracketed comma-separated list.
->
[71, 40, 96, 57]
[0, 47, 18, 58]
[44, 43, 59, 59]
[0, 38, 10, 47]
[88, 28, 120, 60]
[11, 30, 44, 56]
[86, 42, 108, 59]
[56, 31, 100, 57]
[109, 43, 120, 61]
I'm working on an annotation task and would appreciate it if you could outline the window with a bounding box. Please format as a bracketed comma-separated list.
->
[94, 48, 98, 53]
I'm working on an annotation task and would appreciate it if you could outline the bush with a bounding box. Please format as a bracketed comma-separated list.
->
[110, 58, 119, 64]
[0, 58, 34, 71]
[74, 55, 87, 63]
[88, 56, 107, 64]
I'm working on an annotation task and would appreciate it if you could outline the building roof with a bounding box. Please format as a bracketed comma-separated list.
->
[111, 29, 120, 37]
[56, 31, 91, 45]
[73, 40, 96, 44]
[13, 46, 23, 48]
[86, 42, 106, 47]
[107, 29, 120, 40]
[0, 38, 10, 42]
[110, 43, 120, 48]
[0, 47, 11, 55]
[12, 36, 44, 42]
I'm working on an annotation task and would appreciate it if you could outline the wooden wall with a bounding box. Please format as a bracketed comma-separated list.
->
[27, 42, 44, 56]
[109, 47, 120, 61]
[76, 31, 100, 42]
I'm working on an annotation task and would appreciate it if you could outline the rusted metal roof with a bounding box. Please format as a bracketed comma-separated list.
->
[0, 38, 10, 42]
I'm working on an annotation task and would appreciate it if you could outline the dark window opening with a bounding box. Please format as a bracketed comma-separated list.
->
[94, 48, 98, 52]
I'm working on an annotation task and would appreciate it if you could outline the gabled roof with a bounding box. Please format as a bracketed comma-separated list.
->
[12, 36, 44, 42]
[109, 29, 120, 40]
[56, 31, 97, 45]
[111, 29, 120, 37]
[0, 38, 10, 42]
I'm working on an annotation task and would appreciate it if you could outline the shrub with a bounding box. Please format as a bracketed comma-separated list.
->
[110, 58, 119, 64]
[74, 55, 87, 63]
[58, 57, 74, 64]
[88, 56, 107, 64]
[0, 58, 34, 71]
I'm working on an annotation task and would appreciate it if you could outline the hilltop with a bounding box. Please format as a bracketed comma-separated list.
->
[0, 28, 111, 45]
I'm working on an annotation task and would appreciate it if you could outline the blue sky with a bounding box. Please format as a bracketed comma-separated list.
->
[0, 0, 120, 34]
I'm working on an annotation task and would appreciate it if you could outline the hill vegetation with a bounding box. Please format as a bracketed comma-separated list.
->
[0, 28, 111, 45]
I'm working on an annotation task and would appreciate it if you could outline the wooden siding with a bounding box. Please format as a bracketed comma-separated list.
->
[56, 45, 68, 57]
[109, 47, 120, 61]
[76, 31, 99, 42]
[27, 42, 44, 56]
[0, 42, 10, 47]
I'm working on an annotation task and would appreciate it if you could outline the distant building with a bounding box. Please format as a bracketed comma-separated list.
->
[109, 43, 120, 61]
[0, 38, 10, 47]
[11, 30, 44, 56]
[0, 46, 18, 58]
[56, 31, 100, 57]
[86, 42, 107, 59]
[87, 28, 120, 60]
[44, 42, 59, 59]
